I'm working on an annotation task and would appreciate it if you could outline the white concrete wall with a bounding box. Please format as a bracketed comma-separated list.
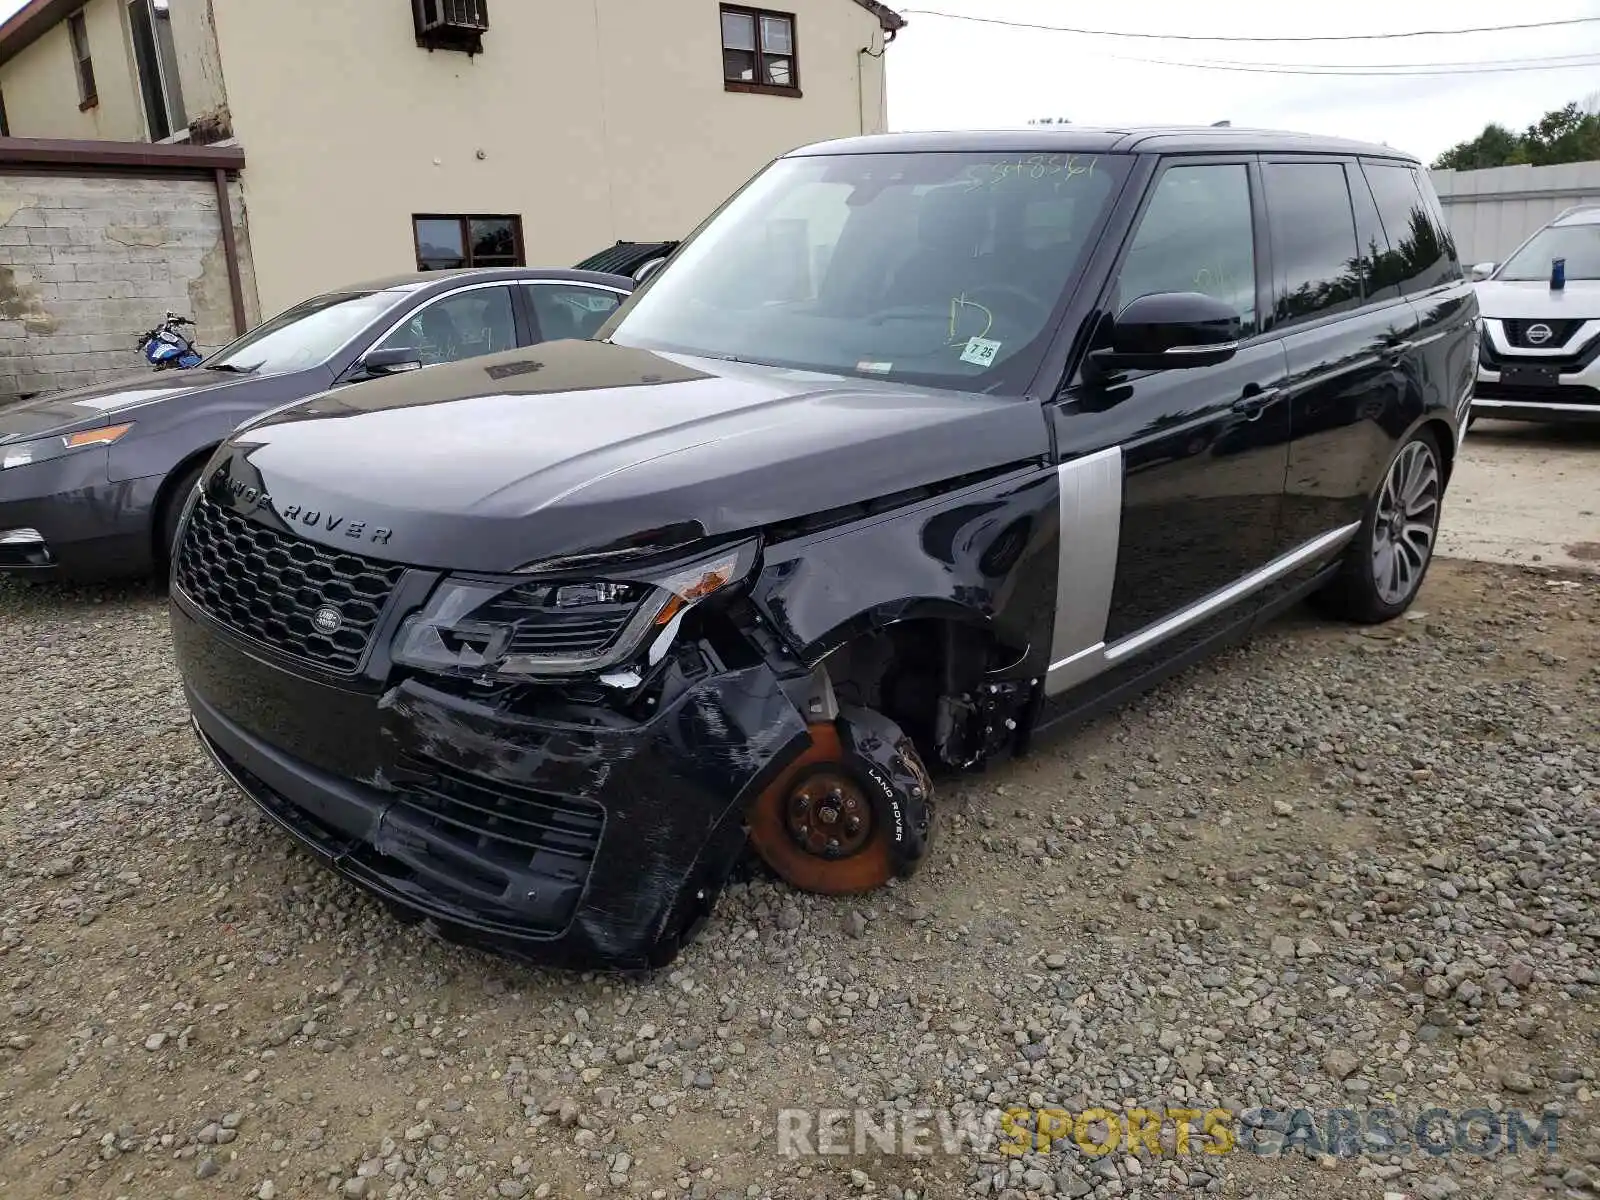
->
[208, 0, 888, 316]
[0, 173, 258, 402]
[1431, 161, 1600, 265]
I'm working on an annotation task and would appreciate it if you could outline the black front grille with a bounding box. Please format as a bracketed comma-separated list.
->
[176, 493, 405, 672]
[1475, 381, 1600, 405]
[1502, 318, 1586, 349]
[1480, 327, 1600, 373]
[394, 755, 603, 875]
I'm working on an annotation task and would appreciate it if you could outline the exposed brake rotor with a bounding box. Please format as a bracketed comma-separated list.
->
[783, 766, 874, 859]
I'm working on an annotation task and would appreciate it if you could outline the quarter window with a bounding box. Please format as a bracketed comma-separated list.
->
[721, 5, 798, 94]
[412, 215, 525, 271]
[526, 284, 622, 341]
[68, 11, 97, 109]
[375, 286, 519, 366]
[1363, 163, 1460, 294]
[1262, 162, 1362, 327]
[1117, 163, 1258, 337]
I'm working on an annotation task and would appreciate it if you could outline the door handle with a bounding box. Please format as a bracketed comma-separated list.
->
[1232, 388, 1276, 420]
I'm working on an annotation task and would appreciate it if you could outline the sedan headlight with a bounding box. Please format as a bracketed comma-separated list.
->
[392, 539, 758, 680]
[1, 423, 135, 471]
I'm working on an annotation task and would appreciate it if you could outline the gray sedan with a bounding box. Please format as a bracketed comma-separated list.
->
[0, 267, 634, 581]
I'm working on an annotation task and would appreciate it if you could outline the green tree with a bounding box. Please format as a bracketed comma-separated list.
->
[1433, 123, 1527, 170]
[1433, 98, 1600, 169]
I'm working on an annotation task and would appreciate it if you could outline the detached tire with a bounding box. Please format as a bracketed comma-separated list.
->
[1315, 427, 1444, 624]
[746, 714, 931, 896]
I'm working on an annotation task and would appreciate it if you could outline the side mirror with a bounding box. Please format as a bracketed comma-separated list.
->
[1468, 261, 1497, 282]
[1090, 292, 1243, 373]
[634, 257, 666, 284]
[355, 347, 425, 378]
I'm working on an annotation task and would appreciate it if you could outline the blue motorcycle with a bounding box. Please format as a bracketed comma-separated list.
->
[137, 312, 203, 370]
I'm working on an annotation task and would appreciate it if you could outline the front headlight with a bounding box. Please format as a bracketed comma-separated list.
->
[1, 423, 135, 470]
[392, 538, 759, 680]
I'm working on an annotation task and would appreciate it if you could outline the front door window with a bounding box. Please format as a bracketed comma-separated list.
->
[374, 287, 518, 366]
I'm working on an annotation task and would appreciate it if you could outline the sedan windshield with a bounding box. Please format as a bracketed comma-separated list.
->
[204, 291, 401, 374]
[1498, 223, 1600, 281]
[607, 150, 1129, 391]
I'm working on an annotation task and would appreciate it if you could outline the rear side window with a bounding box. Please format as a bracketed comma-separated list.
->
[1262, 162, 1362, 327]
[1362, 162, 1458, 295]
[1412, 168, 1464, 283]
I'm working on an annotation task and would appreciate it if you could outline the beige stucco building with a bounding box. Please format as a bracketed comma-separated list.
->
[1, 0, 902, 317]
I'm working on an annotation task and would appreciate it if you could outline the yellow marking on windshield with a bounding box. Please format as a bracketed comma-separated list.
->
[948, 294, 995, 343]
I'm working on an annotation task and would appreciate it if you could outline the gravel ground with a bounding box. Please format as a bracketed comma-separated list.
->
[1, 559, 1596, 1200]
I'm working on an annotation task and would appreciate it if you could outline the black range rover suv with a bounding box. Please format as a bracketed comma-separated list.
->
[170, 128, 1478, 970]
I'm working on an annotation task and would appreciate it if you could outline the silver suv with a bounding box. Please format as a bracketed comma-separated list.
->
[1470, 204, 1600, 425]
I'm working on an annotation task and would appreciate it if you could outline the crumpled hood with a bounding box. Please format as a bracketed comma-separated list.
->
[1474, 278, 1600, 320]
[0, 368, 265, 443]
[213, 339, 1050, 573]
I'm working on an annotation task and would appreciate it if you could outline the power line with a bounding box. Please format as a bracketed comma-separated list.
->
[1114, 53, 1600, 77]
[897, 9, 1600, 42]
[1187, 51, 1600, 72]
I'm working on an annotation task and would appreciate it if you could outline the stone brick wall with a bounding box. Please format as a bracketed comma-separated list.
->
[0, 174, 260, 404]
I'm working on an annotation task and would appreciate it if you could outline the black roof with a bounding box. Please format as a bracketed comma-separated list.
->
[334, 266, 635, 296]
[788, 126, 1419, 164]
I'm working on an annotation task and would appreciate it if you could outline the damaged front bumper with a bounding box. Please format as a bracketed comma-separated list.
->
[171, 592, 811, 971]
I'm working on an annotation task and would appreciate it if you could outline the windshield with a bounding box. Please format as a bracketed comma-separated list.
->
[607, 150, 1129, 390]
[1498, 223, 1600, 281]
[204, 291, 401, 374]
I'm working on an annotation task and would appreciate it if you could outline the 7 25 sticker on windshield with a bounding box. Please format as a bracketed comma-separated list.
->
[960, 337, 1002, 367]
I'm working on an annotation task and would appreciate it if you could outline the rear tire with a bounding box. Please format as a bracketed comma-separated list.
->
[157, 462, 205, 575]
[1315, 427, 1443, 624]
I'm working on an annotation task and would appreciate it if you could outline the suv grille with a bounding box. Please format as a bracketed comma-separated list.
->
[1502, 318, 1585, 349]
[176, 492, 405, 672]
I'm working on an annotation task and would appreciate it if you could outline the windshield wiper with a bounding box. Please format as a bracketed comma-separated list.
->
[204, 362, 260, 374]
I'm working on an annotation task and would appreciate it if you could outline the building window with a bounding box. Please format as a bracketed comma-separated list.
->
[127, 0, 186, 141]
[721, 5, 799, 97]
[412, 215, 524, 271]
[0, 86, 9, 137]
[68, 11, 97, 110]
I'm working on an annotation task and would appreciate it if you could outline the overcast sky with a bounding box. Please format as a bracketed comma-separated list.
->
[2, 0, 1596, 162]
[884, 0, 1600, 162]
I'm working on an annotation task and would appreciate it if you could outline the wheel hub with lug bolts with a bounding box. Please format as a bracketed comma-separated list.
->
[785, 769, 872, 860]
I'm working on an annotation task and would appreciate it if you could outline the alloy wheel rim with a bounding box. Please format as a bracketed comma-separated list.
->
[1371, 440, 1440, 606]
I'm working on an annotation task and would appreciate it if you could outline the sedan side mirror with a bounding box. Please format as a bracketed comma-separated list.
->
[356, 347, 425, 379]
[1089, 292, 1243, 373]
[1468, 261, 1497, 282]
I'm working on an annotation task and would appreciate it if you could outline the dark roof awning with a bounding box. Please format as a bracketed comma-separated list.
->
[573, 241, 679, 280]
